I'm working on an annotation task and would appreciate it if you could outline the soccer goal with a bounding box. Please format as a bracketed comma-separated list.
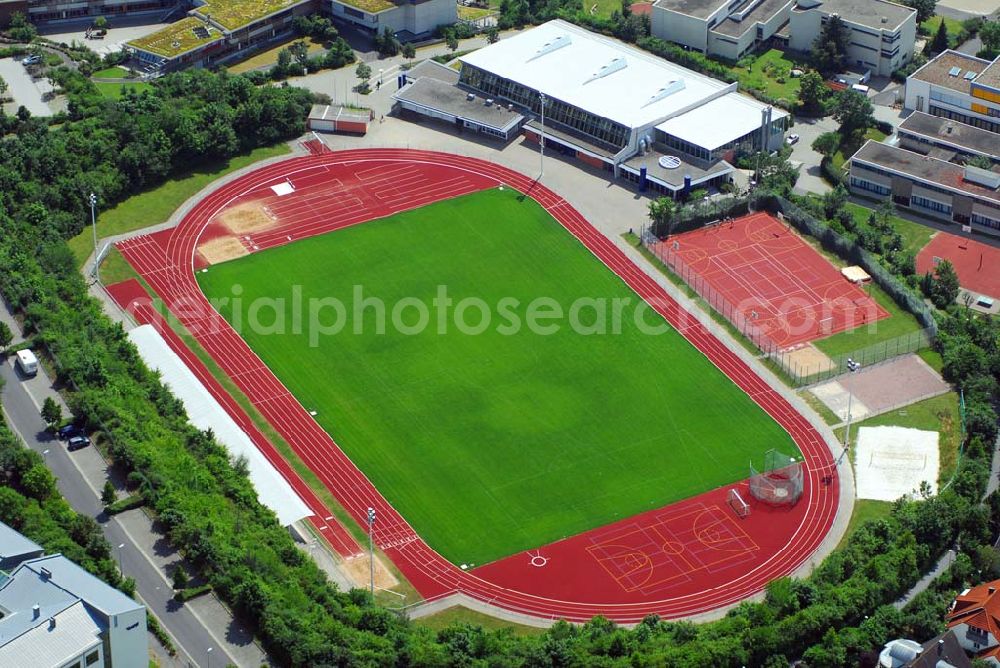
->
[727, 488, 750, 519]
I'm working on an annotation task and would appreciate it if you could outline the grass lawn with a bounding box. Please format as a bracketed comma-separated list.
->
[98, 247, 140, 285]
[921, 16, 965, 48]
[800, 390, 842, 426]
[730, 49, 802, 101]
[586, 0, 624, 18]
[414, 607, 546, 636]
[457, 5, 495, 19]
[92, 66, 129, 78]
[836, 499, 893, 551]
[227, 36, 325, 74]
[812, 279, 925, 357]
[844, 202, 934, 256]
[918, 348, 944, 374]
[199, 188, 798, 566]
[94, 81, 153, 99]
[839, 392, 962, 484]
[69, 143, 291, 268]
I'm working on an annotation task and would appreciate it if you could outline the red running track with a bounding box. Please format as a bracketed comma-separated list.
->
[113, 150, 839, 622]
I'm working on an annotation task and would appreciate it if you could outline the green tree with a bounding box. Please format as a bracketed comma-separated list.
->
[925, 19, 949, 55]
[647, 196, 677, 237]
[797, 70, 828, 113]
[833, 89, 875, 138]
[811, 15, 850, 74]
[446, 31, 459, 53]
[0, 76, 8, 100]
[93, 15, 108, 31]
[821, 184, 849, 219]
[0, 321, 11, 352]
[275, 48, 292, 73]
[376, 27, 400, 56]
[486, 26, 500, 44]
[101, 480, 117, 506]
[904, 0, 937, 24]
[923, 259, 961, 308]
[22, 464, 56, 501]
[41, 396, 62, 429]
[7, 12, 37, 42]
[289, 40, 309, 67]
[811, 131, 841, 158]
[401, 42, 416, 61]
[981, 20, 1000, 55]
[172, 565, 189, 590]
[354, 61, 372, 94]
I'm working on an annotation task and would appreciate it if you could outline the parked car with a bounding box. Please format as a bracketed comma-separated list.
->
[58, 424, 84, 440]
[67, 435, 91, 451]
[21, 55, 41, 66]
[785, 133, 800, 146]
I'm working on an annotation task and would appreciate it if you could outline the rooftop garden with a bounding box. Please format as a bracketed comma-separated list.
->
[193, 0, 313, 31]
[128, 17, 221, 58]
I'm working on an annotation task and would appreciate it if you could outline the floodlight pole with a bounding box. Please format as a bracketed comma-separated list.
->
[367, 507, 376, 597]
[539, 91, 546, 179]
[838, 362, 861, 465]
[89, 192, 99, 282]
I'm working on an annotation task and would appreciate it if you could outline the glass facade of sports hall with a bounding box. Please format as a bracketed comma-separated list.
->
[458, 64, 631, 151]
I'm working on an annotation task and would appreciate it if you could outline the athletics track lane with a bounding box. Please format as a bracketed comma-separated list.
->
[113, 150, 839, 622]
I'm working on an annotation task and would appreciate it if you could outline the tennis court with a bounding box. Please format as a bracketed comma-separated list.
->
[651, 212, 888, 349]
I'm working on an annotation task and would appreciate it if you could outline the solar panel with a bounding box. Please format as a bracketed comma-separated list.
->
[192, 26, 209, 39]
[948, 66, 962, 76]
[964, 71, 977, 80]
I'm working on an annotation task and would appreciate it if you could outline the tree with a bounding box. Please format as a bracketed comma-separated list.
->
[923, 259, 961, 308]
[172, 565, 189, 590]
[811, 131, 841, 158]
[376, 27, 400, 57]
[647, 196, 677, 237]
[289, 40, 309, 67]
[904, 0, 937, 24]
[925, 19, 949, 55]
[446, 31, 459, 53]
[22, 464, 56, 501]
[486, 26, 500, 44]
[354, 61, 372, 94]
[7, 12, 37, 42]
[0, 76, 7, 100]
[93, 15, 108, 31]
[981, 20, 1000, 55]
[821, 184, 849, 219]
[833, 89, 875, 138]
[811, 15, 850, 74]
[797, 70, 828, 113]
[101, 480, 117, 506]
[41, 397, 62, 429]
[401, 42, 416, 61]
[276, 48, 292, 74]
[0, 321, 11, 352]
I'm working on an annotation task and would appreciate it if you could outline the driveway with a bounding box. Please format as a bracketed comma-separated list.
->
[790, 114, 838, 196]
[0, 57, 52, 117]
[41, 20, 174, 57]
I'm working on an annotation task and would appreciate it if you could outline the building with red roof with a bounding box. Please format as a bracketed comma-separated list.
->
[946, 579, 1000, 664]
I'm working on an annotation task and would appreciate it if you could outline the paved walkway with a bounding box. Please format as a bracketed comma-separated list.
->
[0, 57, 53, 117]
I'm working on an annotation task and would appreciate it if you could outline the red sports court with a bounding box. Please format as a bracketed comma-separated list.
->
[650, 212, 888, 349]
[917, 231, 1000, 301]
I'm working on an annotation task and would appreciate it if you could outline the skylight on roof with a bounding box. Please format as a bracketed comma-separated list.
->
[964, 70, 977, 80]
[527, 34, 571, 62]
[948, 66, 962, 76]
[642, 79, 686, 107]
[584, 57, 627, 84]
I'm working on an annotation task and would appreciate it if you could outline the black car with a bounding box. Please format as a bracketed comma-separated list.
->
[58, 424, 84, 440]
[67, 435, 91, 451]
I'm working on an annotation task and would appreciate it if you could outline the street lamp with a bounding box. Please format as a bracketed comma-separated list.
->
[837, 359, 862, 465]
[206, 646, 213, 668]
[88, 193, 99, 282]
[366, 507, 376, 597]
[116, 543, 124, 574]
[378, 68, 383, 89]
[538, 92, 546, 179]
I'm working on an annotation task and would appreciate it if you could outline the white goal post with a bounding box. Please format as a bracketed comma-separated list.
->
[727, 488, 750, 519]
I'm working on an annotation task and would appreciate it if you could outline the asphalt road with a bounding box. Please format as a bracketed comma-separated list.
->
[0, 359, 236, 668]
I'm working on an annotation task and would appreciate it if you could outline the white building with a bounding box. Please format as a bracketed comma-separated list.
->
[330, 0, 456, 40]
[0, 550, 147, 668]
[787, 0, 916, 77]
[905, 50, 1000, 135]
[396, 20, 788, 197]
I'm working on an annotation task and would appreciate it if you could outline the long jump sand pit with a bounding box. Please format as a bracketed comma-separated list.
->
[343, 553, 399, 590]
[218, 201, 277, 235]
[855, 425, 939, 501]
[198, 237, 249, 265]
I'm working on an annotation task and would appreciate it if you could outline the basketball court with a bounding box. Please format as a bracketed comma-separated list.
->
[650, 212, 888, 349]
[917, 232, 1000, 302]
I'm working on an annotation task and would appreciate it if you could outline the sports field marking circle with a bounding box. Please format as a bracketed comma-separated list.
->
[662, 540, 685, 555]
[718, 239, 739, 252]
[529, 555, 549, 567]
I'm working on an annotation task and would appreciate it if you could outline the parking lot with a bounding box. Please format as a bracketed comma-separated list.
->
[0, 57, 53, 117]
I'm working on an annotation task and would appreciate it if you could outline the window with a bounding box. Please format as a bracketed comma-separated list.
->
[911, 194, 952, 214]
[972, 212, 1000, 230]
[850, 176, 890, 195]
[86, 650, 100, 666]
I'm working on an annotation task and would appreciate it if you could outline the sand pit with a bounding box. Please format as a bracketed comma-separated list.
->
[198, 237, 249, 265]
[855, 425, 939, 501]
[218, 201, 276, 235]
[343, 553, 399, 590]
[781, 344, 835, 377]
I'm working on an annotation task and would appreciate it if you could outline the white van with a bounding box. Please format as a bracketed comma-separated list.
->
[15, 349, 38, 377]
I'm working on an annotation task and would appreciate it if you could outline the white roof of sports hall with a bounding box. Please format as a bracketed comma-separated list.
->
[459, 19, 735, 130]
[657, 92, 788, 151]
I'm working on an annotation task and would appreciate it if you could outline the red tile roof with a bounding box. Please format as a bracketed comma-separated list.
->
[947, 580, 1000, 641]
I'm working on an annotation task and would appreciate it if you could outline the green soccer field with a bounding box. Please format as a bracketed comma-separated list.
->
[198, 188, 799, 565]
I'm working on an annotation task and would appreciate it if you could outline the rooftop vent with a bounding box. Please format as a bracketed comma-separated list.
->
[584, 57, 627, 84]
[642, 79, 686, 107]
[945, 123, 954, 134]
[32, 605, 40, 620]
[948, 66, 962, 77]
[964, 70, 977, 80]
[48, 617, 56, 631]
[39, 568, 51, 580]
[965, 165, 1000, 189]
[527, 34, 571, 62]
[881, 16, 887, 23]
